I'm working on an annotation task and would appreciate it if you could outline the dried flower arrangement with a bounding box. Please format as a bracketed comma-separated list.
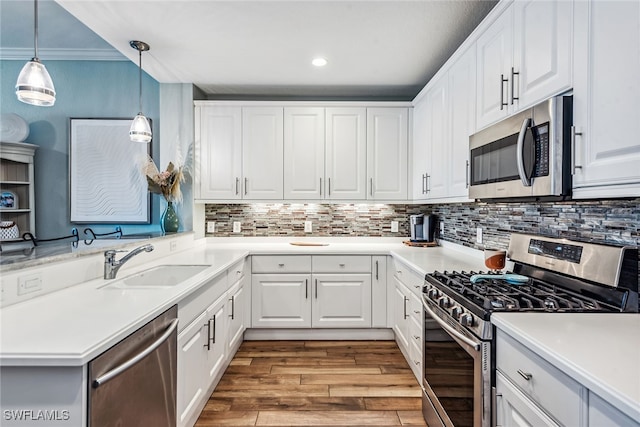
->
[142, 155, 184, 203]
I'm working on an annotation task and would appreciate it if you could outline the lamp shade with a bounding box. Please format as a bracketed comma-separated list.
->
[15, 59, 56, 106]
[129, 113, 152, 143]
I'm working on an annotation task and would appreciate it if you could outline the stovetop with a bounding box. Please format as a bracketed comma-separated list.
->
[426, 270, 620, 315]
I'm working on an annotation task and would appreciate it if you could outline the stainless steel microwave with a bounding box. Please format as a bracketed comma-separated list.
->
[469, 95, 573, 201]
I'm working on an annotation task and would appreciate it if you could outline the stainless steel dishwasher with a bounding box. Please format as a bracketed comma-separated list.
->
[88, 305, 178, 427]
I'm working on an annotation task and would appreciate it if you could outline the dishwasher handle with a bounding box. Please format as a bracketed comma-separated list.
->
[92, 318, 179, 388]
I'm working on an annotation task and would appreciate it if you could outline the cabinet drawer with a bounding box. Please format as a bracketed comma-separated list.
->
[496, 331, 585, 427]
[409, 339, 422, 382]
[228, 257, 248, 283]
[312, 255, 371, 273]
[251, 255, 311, 273]
[409, 316, 422, 346]
[393, 259, 424, 296]
[409, 292, 422, 324]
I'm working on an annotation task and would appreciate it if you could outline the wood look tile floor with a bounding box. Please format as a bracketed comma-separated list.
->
[195, 340, 427, 426]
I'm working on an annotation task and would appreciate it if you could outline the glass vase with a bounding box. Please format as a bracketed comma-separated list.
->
[161, 201, 180, 233]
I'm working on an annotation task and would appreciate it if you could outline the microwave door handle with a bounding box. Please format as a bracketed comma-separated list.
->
[516, 118, 533, 187]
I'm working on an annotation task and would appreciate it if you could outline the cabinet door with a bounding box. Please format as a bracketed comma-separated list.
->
[284, 107, 325, 199]
[227, 280, 245, 353]
[496, 372, 560, 427]
[448, 47, 475, 199]
[177, 311, 208, 427]
[367, 107, 408, 200]
[572, 0, 640, 197]
[392, 277, 410, 351]
[512, 0, 572, 110]
[325, 108, 367, 200]
[205, 296, 227, 385]
[476, 6, 513, 129]
[311, 273, 372, 328]
[242, 107, 284, 199]
[251, 274, 312, 328]
[424, 76, 449, 199]
[411, 97, 430, 201]
[196, 106, 242, 200]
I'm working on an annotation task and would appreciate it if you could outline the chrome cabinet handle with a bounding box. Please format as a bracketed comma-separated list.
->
[278, 263, 285, 267]
[413, 310, 420, 314]
[511, 67, 519, 104]
[305, 279, 308, 299]
[328, 177, 331, 196]
[465, 160, 470, 188]
[204, 318, 211, 350]
[517, 369, 532, 381]
[315, 279, 318, 299]
[413, 335, 420, 340]
[403, 296, 409, 319]
[235, 177, 239, 195]
[516, 118, 533, 187]
[571, 126, 583, 172]
[375, 260, 379, 281]
[500, 74, 508, 110]
[370, 178, 373, 196]
[244, 177, 248, 195]
[211, 315, 217, 344]
[422, 173, 427, 194]
[93, 319, 179, 388]
[425, 174, 430, 193]
[339, 263, 345, 267]
[229, 296, 235, 320]
[414, 360, 420, 366]
[319, 177, 322, 196]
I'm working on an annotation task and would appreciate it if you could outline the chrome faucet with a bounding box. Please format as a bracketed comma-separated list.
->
[104, 244, 154, 279]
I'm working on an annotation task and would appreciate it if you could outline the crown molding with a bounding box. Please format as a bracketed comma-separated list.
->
[0, 47, 125, 61]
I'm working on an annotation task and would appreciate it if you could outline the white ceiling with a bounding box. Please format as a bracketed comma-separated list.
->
[2, 0, 497, 100]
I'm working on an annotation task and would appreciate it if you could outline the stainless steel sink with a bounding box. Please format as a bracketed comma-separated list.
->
[102, 265, 210, 289]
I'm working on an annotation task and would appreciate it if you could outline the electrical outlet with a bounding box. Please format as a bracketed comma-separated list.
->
[304, 221, 312, 233]
[476, 227, 483, 244]
[233, 221, 241, 233]
[170, 241, 178, 252]
[391, 221, 399, 233]
[18, 273, 42, 296]
[207, 221, 215, 233]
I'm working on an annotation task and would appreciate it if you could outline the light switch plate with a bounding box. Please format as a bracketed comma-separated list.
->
[233, 222, 241, 233]
[18, 273, 42, 296]
[207, 221, 215, 233]
[304, 221, 312, 233]
[476, 227, 483, 244]
[391, 221, 399, 233]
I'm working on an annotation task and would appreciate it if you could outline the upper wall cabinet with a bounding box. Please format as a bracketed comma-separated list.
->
[195, 105, 283, 201]
[476, 0, 573, 130]
[571, 0, 640, 198]
[367, 108, 409, 200]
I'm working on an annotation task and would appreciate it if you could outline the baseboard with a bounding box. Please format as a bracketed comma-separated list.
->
[243, 328, 395, 340]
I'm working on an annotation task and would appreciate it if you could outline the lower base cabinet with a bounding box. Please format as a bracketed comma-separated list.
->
[496, 371, 560, 427]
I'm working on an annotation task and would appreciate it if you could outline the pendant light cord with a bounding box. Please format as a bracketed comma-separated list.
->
[33, 0, 39, 60]
[138, 48, 143, 113]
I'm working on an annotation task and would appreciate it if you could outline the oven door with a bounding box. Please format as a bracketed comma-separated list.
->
[422, 295, 491, 427]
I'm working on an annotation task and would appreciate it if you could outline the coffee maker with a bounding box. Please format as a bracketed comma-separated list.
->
[409, 214, 437, 242]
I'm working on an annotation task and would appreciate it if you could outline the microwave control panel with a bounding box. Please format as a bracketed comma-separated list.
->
[533, 123, 550, 177]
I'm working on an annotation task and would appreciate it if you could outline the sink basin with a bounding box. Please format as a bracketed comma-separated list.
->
[103, 265, 210, 289]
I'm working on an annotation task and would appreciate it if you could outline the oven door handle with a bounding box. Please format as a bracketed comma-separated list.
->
[516, 117, 533, 187]
[423, 298, 480, 351]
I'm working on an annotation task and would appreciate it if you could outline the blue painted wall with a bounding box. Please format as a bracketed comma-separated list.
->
[1, 60, 162, 239]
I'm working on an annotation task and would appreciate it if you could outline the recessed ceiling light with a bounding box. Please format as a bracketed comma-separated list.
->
[312, 57, 328, 67]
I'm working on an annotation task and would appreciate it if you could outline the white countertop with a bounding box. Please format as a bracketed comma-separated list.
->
[492, 313, 640, 422]
[0, 238, 483, 367]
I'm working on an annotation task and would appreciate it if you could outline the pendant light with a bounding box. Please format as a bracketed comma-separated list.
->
[129, 40, 152, 143]
[15, 0, 56, 106]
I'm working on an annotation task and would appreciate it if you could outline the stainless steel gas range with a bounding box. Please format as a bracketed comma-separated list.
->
[421, 233, 638, 427]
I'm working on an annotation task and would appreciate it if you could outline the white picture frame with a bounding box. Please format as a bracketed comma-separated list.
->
[69, 118, 150, 223]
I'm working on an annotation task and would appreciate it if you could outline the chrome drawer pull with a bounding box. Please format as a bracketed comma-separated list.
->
[278, 263, 285, 267]
[517, 369, 532, 381]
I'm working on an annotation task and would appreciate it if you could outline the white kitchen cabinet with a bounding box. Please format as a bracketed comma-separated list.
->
[411, 96, 430, 201]
[251, 273, 312, 328]
[424, 75, 449, 199]
[226, 277, 246, 355]
[496, 371, 560, 427]
[242, 107, 284, 199]
[251, 255, 374, 329]
[588, 391, 638, 427]
[392, 277, 411, 352]
[476, 1, 572, 130]
[571, 0, 640, 198]
[325, 108, 367, 200]
[177, 293, 227, 427]
[312, 274, 372, 328]
[283, 107, 325, 199]
[371, 256, 388, 328]
[366, 107, 408, 200]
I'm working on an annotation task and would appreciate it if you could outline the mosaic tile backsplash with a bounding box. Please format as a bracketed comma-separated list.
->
[204, 198, 639, 250]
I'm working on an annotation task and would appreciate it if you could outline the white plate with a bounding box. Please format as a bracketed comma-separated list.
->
[0, 113, 29, 142]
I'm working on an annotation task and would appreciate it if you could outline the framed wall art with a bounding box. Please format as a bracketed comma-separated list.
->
[69, 118, 150, 223]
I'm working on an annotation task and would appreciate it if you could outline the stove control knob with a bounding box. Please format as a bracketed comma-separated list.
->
[460, 313, 474, 327]
[428, 289, 440, 300]
[438, 297, 452, 309]
[452, 307, 464, 319]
